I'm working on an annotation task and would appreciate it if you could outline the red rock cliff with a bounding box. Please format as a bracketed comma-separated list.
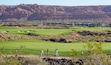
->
[0, 4, 111, 21]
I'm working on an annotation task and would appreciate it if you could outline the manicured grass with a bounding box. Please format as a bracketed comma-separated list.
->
[1, 26, 111, 36]
[0, 40, 83, 56]
[0, 26, 72, 35]
[0, 40, 111, 56]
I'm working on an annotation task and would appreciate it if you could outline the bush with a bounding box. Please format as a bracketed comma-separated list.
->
[72, 39, 111, 65]
[83, 41, 111, 65]
[0, 55, 48, 65]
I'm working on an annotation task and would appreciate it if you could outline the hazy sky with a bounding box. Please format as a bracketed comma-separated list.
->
[0, 0, 111, 6]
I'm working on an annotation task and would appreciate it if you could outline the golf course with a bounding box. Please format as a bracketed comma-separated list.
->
[0, 26, 111, 56]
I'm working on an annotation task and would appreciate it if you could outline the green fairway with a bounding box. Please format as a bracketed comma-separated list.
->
[0, 40, 83, 56]
[1, 26, 111, 36]
[0, 26, 72, 35]
[0, 40, 111, 56]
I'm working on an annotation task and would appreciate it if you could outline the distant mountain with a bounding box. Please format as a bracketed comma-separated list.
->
[0, 4, 111, 21]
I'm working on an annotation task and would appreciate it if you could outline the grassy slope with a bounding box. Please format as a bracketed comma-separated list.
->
[70, 26, 111, 31]
[0, 40, 111, 56]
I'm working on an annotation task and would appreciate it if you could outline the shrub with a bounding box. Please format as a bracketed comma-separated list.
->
[72, 38, 111, 65]
[83, 40, 111, 65]
[0, 55, 48, 65]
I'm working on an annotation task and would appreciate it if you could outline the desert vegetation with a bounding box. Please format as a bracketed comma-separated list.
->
[72, 41, 111, 65]
[1, 26, 111, 43]
[0, 55, 48, 65]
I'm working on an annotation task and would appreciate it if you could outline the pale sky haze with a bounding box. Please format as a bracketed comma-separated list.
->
[0, 0, 111, 6]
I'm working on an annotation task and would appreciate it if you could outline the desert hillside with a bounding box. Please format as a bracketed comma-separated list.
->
[0, 4, 111, 21]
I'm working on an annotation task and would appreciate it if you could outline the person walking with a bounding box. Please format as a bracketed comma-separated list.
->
[15, 49, 18, 57]
[46, 49, 49, 56]
[54, 48, 58, 57]
[40, 49, 44, 57]
[81, 50, 84, 56]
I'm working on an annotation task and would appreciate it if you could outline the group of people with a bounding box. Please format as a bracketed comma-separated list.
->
[40, 49, 59, 57]
[15, 49, 84, 57]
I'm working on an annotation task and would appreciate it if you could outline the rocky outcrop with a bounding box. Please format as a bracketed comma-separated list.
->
[40, 30, 111, 43]
[42, 57, 85, 65]
[0, 4, 111, 21]
[43, 58, 74, 65]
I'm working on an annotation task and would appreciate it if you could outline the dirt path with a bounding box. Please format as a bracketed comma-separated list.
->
[41, 56, 72, 59]
[1, 54, 72, 59]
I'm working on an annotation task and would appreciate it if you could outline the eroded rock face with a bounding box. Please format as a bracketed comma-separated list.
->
[0, 4, 111, 21]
